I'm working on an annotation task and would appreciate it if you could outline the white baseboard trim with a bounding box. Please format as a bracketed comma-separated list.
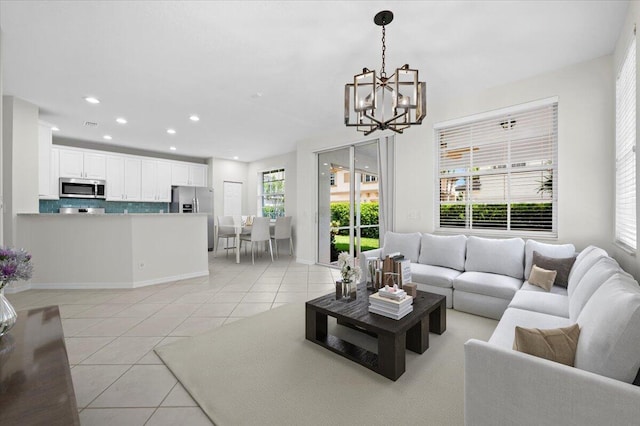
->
[15, 270, 210, 292]
[296, 258, 315, 265]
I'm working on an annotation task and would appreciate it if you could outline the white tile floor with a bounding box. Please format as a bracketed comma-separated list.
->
[7, 252, 340, 425]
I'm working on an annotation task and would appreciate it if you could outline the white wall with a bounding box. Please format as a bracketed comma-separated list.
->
[296, 55, 615, 265]
[2, 96, 40, 245]
[611, 1, 640, 279]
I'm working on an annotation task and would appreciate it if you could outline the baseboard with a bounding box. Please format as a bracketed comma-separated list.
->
[20, 270, 210, 291]
[3, 283, 33, 294]
[295, 258, 315, 265]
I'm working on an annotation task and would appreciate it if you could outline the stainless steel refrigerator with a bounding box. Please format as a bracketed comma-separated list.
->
[170, 186, 215, 251]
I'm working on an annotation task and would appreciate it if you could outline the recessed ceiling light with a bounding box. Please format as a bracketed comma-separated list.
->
[84, 96, 100, 104]
[323, 163, 328, 166]
[233, 156, 239, 160]
[365, 165, 369, 169]
[51, 126, 60, 131]
[167, 128, 176, 135]
[116, 117, 127, 124]
[103, 135, 112, 140]
[169, 146, 177, 151]
[189, 115, 200, 122]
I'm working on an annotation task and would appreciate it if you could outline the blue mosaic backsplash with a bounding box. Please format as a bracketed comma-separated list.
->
[40, 199, 170, 214]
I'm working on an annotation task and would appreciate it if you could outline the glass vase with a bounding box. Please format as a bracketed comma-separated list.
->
[342, 280, 352, 300]
[0, 290, 17, 338]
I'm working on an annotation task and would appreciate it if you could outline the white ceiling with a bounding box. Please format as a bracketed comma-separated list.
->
[0, 1, 628, 162]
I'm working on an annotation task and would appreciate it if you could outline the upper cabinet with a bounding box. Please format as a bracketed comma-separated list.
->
[59, 148, 106, 180]
[106, 155, 142, 201]
[141, 160, 172, 202]
[171, 162, 207, 187]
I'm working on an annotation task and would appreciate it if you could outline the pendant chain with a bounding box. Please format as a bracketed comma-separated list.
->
[380, 24, 386, 78]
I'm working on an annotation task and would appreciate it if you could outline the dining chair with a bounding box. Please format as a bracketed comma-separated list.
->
[271, 216, 293, 258]
[240, 216, 273, 264]
[216, 216, 237, 257]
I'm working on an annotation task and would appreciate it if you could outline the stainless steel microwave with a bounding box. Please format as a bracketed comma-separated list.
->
[59, 178, 106, 199]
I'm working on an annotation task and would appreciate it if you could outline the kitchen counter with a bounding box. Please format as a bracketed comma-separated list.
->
[15, 213, 209, 291]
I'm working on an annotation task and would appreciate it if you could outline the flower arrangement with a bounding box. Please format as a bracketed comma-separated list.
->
[0, 247, 33, 291]
[337, 251, 361, 283]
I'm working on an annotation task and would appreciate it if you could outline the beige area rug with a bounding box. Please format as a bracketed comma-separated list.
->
[155, 303, 497, 426]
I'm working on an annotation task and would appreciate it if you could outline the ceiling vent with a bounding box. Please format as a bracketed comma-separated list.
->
[83, 121, 98, 127]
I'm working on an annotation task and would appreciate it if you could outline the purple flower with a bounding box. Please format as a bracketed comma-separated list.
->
[0, 247, 33, 289]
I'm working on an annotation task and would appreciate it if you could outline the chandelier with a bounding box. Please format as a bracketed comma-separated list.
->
[344, 10, 426, 136]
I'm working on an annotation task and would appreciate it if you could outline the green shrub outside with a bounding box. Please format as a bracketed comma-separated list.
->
[439, 203, 552, 230]
[330, 202, 379, 238]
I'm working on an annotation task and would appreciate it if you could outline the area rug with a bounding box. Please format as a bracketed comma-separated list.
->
[155, 303, 497, 425]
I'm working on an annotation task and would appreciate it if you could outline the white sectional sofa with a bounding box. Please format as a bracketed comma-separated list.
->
[361, 232, 640, 424]
[465, 246, 640, 425]
[360, 232, 576, 319]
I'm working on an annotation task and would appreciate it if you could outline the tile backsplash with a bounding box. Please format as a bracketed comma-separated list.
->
[40, 199, 169, 214]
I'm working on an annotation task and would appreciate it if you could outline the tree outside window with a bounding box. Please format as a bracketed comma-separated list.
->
[261, 168, 285, 218]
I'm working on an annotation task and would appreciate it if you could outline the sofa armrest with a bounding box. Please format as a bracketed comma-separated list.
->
[359, 248, 383, 284]
[464, 339, 640, 426]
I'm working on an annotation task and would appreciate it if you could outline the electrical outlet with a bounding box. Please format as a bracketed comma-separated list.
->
[139, 262, 145, 269]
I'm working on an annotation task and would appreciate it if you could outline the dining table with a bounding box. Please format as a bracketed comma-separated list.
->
[221, 219, 275, 264]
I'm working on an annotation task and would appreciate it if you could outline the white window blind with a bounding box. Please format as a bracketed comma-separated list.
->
[437, 101, 558, 235]
[615, 37, 636, 251]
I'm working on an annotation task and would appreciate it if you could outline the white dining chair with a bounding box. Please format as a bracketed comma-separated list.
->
[271, 216, 293, 258]
[216, 216, 237, 257]
[240, 216, 273, 264]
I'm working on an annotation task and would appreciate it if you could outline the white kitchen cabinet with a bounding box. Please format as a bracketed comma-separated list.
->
[38, 124, 60, 199]
[106, 155, 141, 201]
[124, 158, 141, 201]
[59, 148, 106, 180]
[141, 160, 172, 202]
[189, 164, 207, 187]
[171, 162, 207, 186]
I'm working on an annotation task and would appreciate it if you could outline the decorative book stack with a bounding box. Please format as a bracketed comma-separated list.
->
[369, 290, 413, 320]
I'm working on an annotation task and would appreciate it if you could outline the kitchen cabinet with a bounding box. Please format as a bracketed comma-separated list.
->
[141, 160, 172, 202]
[59, 148, 106, 180]
[38, 124, 60, 199]
[106, 155, 141, 201]
[171, 162, 207, 186]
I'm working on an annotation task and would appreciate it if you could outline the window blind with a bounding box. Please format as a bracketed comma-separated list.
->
[437, 101, 558, 235]
[615, 37, 637, 250]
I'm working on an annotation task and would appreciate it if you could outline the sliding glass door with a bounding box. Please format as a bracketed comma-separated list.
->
[317, 141, 380, 265]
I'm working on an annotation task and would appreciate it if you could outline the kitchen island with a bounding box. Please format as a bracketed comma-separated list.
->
[15, 213, 209, 291]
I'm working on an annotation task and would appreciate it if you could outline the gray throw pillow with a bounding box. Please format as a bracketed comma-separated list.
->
[532, 251, 576, 288]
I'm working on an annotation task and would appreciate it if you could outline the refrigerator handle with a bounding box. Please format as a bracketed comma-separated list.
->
[196, 197, 200, 213]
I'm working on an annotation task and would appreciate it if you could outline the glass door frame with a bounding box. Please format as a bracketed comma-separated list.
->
[316, 139, 380, 265]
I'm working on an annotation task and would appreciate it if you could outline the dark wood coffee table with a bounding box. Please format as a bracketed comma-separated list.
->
[305, 285, 446, 381]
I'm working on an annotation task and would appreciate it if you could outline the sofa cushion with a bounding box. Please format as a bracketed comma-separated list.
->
[528, 265, 557, 291]
[524, 240, 575, 279]
[410, 263, 461, 289]
[489, 307, 573, 348]
[454, 271, 523, 300]
[567, 246, 608, 297]
[532, 251, 576, 288]
[382, 232, 422, 263]
[576, 273, 640, 383]
[520, 282, 568, 296]
[464, 236, 525, 279]
[513, 323, 580, 367]
[569, 256, 621, 321]
[508, 291, 569, 318]
[418, 234, 467, 271]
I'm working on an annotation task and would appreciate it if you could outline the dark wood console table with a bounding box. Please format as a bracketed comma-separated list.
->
[0, 305, 79, 425]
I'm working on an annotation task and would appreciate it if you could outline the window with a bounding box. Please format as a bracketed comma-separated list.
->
[330, 172, 336, 186]
[261, 168, 285, 219]
[362, 174, 378, 183]
[436, 99, 558, 236]
[616, 36, 637, 251]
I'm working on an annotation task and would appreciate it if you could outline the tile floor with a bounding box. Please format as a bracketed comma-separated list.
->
[7, 252, 340, 425]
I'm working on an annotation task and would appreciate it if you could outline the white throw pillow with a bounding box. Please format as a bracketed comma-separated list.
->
[524, 240, 575, 280]
[382, 232, 422, 263]
[567, 246, 608, 297]
[569, 256, 621, 321]
[575, 273, 640, 383]
[464, 236, 525, 279]
[418, 234, 467, 271]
